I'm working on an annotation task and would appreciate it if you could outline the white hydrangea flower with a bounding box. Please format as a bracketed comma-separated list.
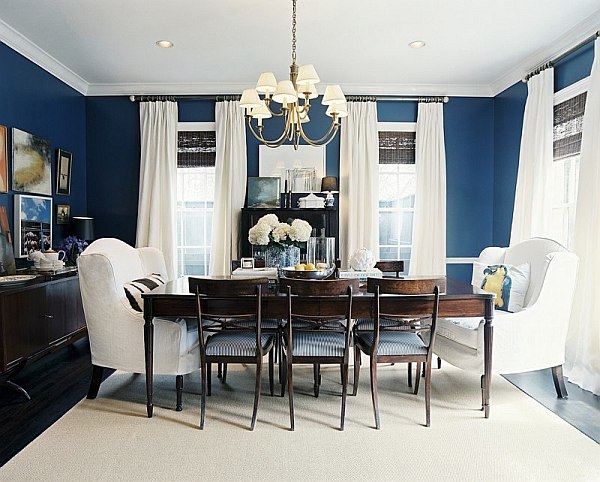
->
[258, 213, 279, 228]
[289, 219, 312, 242]
[272, 223, 291, 242]
[248, 221, 271, 246]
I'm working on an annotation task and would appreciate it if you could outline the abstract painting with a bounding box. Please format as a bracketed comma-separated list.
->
[259, 144, 325, 193]
[12, 128, 52, 195]
[14, 194, 52, 258]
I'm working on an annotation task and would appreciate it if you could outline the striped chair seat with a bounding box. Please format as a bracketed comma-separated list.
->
[355, 332, 427, 356]
[205, 332, 273, 357]
[291, 332, 346, 357]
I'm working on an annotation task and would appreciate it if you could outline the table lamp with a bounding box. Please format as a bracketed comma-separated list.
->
[72, 216, 95, 241]
[320, 176, 338, 208]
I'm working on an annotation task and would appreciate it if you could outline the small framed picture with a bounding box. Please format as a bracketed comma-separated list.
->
[0, 125, 7, 193]
[14, 194, 52, 258]
[56, 149, 72, 195]
[240, 257, 255, 269]
[56, 204, 70, 225]
[247, 176, 280, 208]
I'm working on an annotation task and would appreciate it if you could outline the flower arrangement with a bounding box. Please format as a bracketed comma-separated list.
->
[55, 236, 88, 266]
[248, 214, 312, 250]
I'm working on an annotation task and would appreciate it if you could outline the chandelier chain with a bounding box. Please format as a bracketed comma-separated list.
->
[291, 0, 297, 65]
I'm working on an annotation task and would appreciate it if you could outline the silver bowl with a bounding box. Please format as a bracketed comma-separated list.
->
[280, 266, 336, 279]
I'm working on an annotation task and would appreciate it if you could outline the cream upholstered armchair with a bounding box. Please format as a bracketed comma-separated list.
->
[78, 238, 200, 410]
[434, 238, 578, 398]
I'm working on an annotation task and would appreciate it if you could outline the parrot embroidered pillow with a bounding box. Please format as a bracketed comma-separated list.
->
[471, 262, 530, 313]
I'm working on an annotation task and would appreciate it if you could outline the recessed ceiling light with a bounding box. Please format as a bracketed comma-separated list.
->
[409, 40, 426, 49]
[156, 40, 174, 48]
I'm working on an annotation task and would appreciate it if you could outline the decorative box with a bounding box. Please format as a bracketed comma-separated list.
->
[297, 192, 325, 209]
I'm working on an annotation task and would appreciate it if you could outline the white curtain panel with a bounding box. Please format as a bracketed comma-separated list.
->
[510, 68, 554, 245]
[209, 100, 247, 276]
[565, 38, 600, 395]
[339, 101, 379, 268]
[410, 102, 447, 275]
[136, 101, 178, 279]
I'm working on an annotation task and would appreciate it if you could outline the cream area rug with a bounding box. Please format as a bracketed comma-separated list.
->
[2, 362, 599, 482]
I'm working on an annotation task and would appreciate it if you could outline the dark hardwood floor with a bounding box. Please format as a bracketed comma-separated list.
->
[0, 339, 598, 467]
[0, 338, 112, 467]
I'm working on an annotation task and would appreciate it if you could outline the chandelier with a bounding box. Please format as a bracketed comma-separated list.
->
[239, 0, 347, 149]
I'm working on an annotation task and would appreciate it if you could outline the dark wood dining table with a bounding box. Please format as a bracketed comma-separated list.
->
[142, 276, 495, 419]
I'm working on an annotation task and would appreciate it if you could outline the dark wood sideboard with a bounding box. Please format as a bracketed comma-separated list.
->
[0, 270, 87, 399]
[240, 207, 340, 259]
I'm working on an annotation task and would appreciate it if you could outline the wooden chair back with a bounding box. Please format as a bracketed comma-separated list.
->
[188, 277, 269, 353]
[366, 277, 442, 356]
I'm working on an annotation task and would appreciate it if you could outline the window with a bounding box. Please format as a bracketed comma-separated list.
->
[550, 89, 586, 250]
[378, 123, 416, 274]
[176, 123, 216, 276]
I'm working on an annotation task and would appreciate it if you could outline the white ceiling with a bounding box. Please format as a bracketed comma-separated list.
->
[1, 0, 599, 97]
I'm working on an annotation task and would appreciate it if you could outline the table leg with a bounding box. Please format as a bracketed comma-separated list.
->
[144, 306, 154, 418]
[482, 300, 494, 418]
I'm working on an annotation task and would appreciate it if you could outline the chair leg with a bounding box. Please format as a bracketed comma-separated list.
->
[425, 362, 432, 427]
[352, 345, 361, 396]
[340, 363, 344, 385]
[217, 363, 222, 379]
[176, 374, 183, 411]
[200, 361, 207, 429]
[340, 362, 349, 431]
[407, 362, 413, 388]
[87, 365, 104, 399]
[437, 356, 442, 369]
[413, 362, 421, 395]
[422, 363, 426, 378]
[251, 359, 262, 431]
[313, 364, 320, 398]
[207, 362, 212, 396]
[287, 359, 295, 431]
[551, 365, 568, 399]
[269, 349, 274, 397]
[370, 358, 380, 429]
[222, 363, 228, 383]
[280, 352, 287, 397]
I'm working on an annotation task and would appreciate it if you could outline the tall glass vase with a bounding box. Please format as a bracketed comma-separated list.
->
[264, 245, 300, 268]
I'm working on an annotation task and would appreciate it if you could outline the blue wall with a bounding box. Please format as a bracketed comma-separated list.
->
[0, 42, 86, 264]
[84, 95, 496, 282]
[3, 33, 589, 278]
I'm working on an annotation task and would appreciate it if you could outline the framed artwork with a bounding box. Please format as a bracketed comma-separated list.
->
[56, 149, 72, 195]
[259, 145, 325, 193]
[56, 203, 70, 224]
[14, 194, 52, 258]
[0, 126, 7, 193]
[0, 206, 16, 275]
[247, 177, 281, 208]
[11, 128, 52, 195]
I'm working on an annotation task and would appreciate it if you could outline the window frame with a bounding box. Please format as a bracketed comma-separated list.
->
[176, 122, 216, 277]
[377, 121, 417, 273]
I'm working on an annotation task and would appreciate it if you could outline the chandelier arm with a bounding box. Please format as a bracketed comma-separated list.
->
[265, 101, 286, 117]
[246, 115, 293, 147]
[300, 128, 340, 147]
[297, 117, 340, 144]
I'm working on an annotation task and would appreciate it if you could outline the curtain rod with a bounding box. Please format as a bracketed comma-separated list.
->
[129, 94, 449, 103]
[523, 30, 600, 82]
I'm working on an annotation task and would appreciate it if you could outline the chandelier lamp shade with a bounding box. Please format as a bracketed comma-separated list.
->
[239, 0, 347, 149]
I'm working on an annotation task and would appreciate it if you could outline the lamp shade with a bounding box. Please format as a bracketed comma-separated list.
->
[240, 88, 261, 109]
[322, 84, 346, 105]
[297, 64, 320, 86]
[272, 80, 298, 105]
[72, 216, 95, 241]
[256, 72, 277, 93]
[320, 176, 338, 193]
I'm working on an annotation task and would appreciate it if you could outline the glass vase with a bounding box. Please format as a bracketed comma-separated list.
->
[264, 245, 300, 268]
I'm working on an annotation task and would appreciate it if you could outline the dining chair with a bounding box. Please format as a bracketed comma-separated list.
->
[189, 277, 275, 430]
[280, 277, 358, 431]
[354, 277, 441, 428]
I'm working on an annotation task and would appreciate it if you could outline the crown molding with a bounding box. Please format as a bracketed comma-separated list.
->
[0, 18, 89, 95]
[491, 10, 600, 96]
[87, 81, 494, 97]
